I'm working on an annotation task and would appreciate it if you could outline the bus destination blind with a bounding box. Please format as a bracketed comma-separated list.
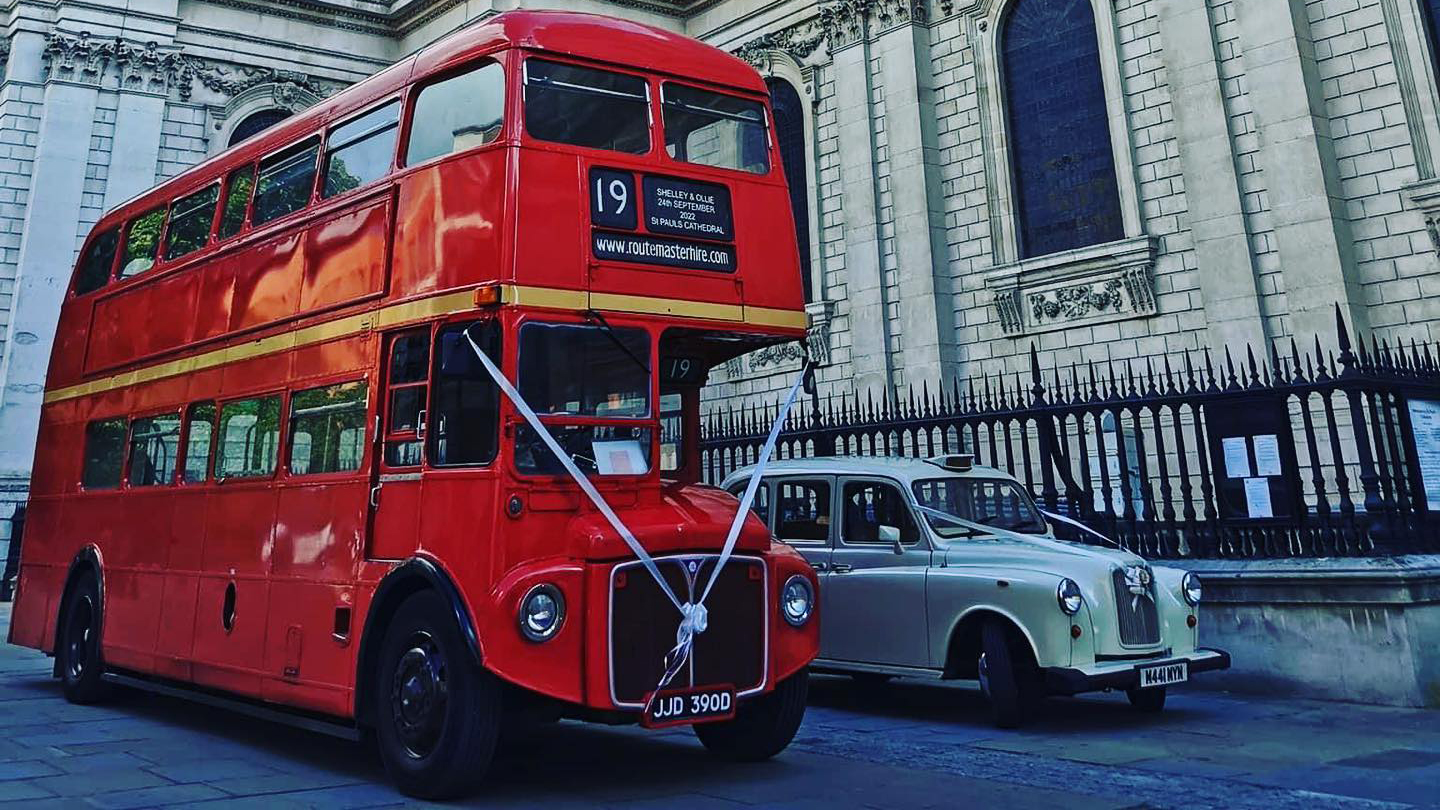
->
[589, 168, 737, 273]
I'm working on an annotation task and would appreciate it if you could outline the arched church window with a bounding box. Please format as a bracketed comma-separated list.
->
[229, 109, 290, 148]
[1424, 1, 1440, 78]
[767, 77, 813, 301]
[1001, 0, 1124, 258]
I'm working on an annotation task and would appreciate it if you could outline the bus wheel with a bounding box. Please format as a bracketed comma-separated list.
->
[694, 671, 808, 762]
[58, 573, 109, 704]
[373, 591, 501, 799]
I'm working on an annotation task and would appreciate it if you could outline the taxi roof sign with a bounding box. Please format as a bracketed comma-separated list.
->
[926, 454, 975, 472]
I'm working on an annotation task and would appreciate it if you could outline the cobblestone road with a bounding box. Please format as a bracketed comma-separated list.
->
[3, 604, 1438, 809]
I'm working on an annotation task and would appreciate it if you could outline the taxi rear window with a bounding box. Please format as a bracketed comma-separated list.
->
[524, 59, 650, 155]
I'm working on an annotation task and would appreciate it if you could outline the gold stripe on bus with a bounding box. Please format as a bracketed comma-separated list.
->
[42, 285, 806, 405]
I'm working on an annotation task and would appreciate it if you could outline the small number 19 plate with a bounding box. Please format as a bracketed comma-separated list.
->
[641, 685, 736, 729]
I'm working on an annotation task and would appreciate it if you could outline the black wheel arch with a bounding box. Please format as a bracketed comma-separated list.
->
[52, 546, 104, 676]
[354, 557, 483, 726]
[943, 609, 1038, 680]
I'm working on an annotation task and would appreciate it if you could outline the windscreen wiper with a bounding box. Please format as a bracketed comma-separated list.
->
[586, 309, 650, 375]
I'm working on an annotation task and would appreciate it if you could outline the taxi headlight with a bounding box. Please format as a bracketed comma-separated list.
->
[519, 584, 565, 642]
[1182, 572, 1202, 606]
[1057, 578, 1083, 615]
[781, 575, 814, 627]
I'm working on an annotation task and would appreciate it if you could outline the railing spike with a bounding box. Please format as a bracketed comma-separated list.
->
[1245, 343, 1260, 388]
[1183, 349, 1198, 393]
[1335, 302, 1355, 368]
[1144, 356, 1158, 395]
[1203, 347, 1218, 391]
[1290, 337, 1305, 384]
[1224, 345, 1239, 389]
[1163, 354, 1176, 394]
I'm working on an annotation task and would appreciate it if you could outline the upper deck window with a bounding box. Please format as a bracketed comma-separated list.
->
[662, 83, 769, 174]
[217, 166, 254, 240]
[324, 101, 400, 198]
[164, 184, 219, 261]
[518, 322, 650, 418]
[406, 63, 505, 165]
[524, 59, 650, 155]
[253, 137, 319, 226]
[74, 227, 119, 295]
[119, 207, 165, 279]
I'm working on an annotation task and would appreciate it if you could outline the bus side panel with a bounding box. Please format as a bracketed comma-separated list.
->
[390, 149, 509, 297]
[155, 489, 207, 673]
[101, 488, 174, 671]
[48, 302, 92, 391]
[230, 228, 304, 333]
[510, 150, 583, 293]
[84, 269, 201, 374]
[9, 564, 63, 650]
[301, 195, 390, 314]
[193, 483, 277, 698]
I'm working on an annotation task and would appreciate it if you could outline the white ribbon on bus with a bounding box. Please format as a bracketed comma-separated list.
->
[463, 326, 811, 712]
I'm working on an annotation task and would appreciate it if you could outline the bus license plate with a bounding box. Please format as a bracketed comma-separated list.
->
[641, 685, 736, 728]
[1138, 661, 1188, 688]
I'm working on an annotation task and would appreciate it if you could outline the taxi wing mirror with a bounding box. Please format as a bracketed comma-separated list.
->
[878, 524, 903, 554]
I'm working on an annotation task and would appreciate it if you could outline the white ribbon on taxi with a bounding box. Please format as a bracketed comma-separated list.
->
[463, 327, 810, 713]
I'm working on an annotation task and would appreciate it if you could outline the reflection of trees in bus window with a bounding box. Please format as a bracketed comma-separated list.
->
[127, 413, 181, 487]
[406, 63, 505, 165]
[324, 101, 400, 198]
[289, 381, 367, 475]
[164, 184, 220, 260]
[524, 59, 649, 155]
[81, 417, 128, 490]
[253, 137, 319, 226]
[217, 396, 281, 478]
[216, 167, 254, 240]
[74, 227, 120, 295]
[430, 321, 501, 467]
[518, 323, 650, 418]
[182, 402, 216, 483]
[119, 206, 166, 279]
[662, 83, 770, 174]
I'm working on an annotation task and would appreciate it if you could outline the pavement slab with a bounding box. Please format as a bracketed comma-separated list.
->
[3, 603, 1439, 809]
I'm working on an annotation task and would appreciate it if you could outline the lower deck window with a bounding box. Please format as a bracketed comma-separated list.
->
[217, 396, 282, 478]
[289, 381, 367, 475]
[128, 414, 181, 487]
[81, 418, 128, 490]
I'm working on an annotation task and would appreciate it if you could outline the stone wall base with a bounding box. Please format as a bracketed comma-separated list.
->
[1188, 555, 1440, 708]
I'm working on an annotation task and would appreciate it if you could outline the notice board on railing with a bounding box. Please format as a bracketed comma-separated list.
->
[1205, 395, 1300, 521]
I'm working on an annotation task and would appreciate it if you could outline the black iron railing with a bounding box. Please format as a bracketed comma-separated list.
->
[701, 307, 1440, 559]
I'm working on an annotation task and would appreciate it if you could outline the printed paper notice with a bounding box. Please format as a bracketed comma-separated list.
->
[1406, 399, 1440, 510]
[1223, 436, 1251, 478]
[1244, 477, 1273, 519]
[1253, 434, 1282, 477]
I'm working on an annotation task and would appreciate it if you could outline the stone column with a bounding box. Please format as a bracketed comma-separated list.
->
[105, 92, 166, 209]
[1233, 0, 1369, 339]
[874, 19, 958, 387]
[1157, 0, 1268, 353]
[831, 30, 895, 396]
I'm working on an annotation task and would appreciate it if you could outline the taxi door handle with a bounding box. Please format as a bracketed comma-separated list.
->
[831, 563, 853, 573]
[812, 562, 828, 572]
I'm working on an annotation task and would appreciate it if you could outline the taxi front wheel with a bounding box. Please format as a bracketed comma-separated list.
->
[694, 671, 808, 762]
[978, 620, 1041, 728]
[1127, 686, 1167, 712]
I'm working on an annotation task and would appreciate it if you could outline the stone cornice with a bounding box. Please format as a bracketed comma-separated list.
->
[42, 30, 197, 99]
[818, 0, 933, 49]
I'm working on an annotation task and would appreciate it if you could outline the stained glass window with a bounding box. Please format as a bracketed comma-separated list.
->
[1002, 0, 1124, 258]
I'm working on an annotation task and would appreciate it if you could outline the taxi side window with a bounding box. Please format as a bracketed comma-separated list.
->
[728, 480, 771, 527]
[775, 480, 830, 543]
[842, 480, 918, 545]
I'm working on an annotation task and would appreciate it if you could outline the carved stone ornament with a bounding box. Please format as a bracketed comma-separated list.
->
[1403, 177, 1440, 256]
[805, 299, 836, 366]
[733, 23, 828, 69]
[196, 65, 337, 101]
[42, 31, 196, 99]
[748, 341, 808, 370]
[984, 234, 1158, 336]
[819, 0, 931, 49]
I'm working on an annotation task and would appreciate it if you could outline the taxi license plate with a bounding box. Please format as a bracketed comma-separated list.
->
[641, 685, 736, 728]
[1138, 661, 1188, 688]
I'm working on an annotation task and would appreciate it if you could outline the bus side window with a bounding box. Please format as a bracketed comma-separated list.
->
[164, 183, 220, 261]
[74, 227, 120, 296]
[81, 417, 128, 490]
[253, 137, 319, 226]
[383, 329, 430, 467]
[324, 100, 400, 198]
[118, 206, 166, 279]
[127, 413, 181, 487]
[405, 62, 505, 166]
[216, 395, 282, 479]
[289, 381, 367, 475]
[429, 321, 501, 467]
[182, 402, 216, 483]
[216, 166, 255, 240]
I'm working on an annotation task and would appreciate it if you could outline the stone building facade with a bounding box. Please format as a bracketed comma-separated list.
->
[3, 0, 1440, 563]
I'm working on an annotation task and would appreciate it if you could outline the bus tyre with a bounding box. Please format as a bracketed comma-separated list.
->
[978, 620, 1038, 729]
[1127, 687, 1166, 713]
[373, 591, 501, 800]
[694, 670, 808, 762]
[58, 573, 109, 705]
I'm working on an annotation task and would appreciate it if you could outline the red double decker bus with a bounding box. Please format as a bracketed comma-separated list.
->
[7, 11, 818, 798]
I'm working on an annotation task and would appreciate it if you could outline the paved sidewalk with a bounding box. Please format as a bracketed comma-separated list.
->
[2, 603, 1438, 808]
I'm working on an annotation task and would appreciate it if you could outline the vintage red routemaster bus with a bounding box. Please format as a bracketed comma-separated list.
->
[6, 11, 819, 798]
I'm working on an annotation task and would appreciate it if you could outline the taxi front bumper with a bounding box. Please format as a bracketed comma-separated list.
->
[1042, 648, 1230, 695]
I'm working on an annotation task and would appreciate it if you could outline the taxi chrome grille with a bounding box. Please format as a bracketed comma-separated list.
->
[608, 555, 767, 707]
[1112, 566, 1161, 646]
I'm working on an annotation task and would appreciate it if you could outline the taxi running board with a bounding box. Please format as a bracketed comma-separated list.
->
[100, 671, 362, 741]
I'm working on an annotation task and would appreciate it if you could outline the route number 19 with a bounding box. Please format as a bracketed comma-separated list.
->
[589, 168, 637, 231]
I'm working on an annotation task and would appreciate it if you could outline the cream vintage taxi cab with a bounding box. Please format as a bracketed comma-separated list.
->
[722, 455, 1230, 727]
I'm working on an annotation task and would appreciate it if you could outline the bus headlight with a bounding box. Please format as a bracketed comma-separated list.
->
[781, 575, 814, 627]
[1057, 578, 1083, 615]
[519, 584, 565, 642]
[1182, 572, 1202, 606]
